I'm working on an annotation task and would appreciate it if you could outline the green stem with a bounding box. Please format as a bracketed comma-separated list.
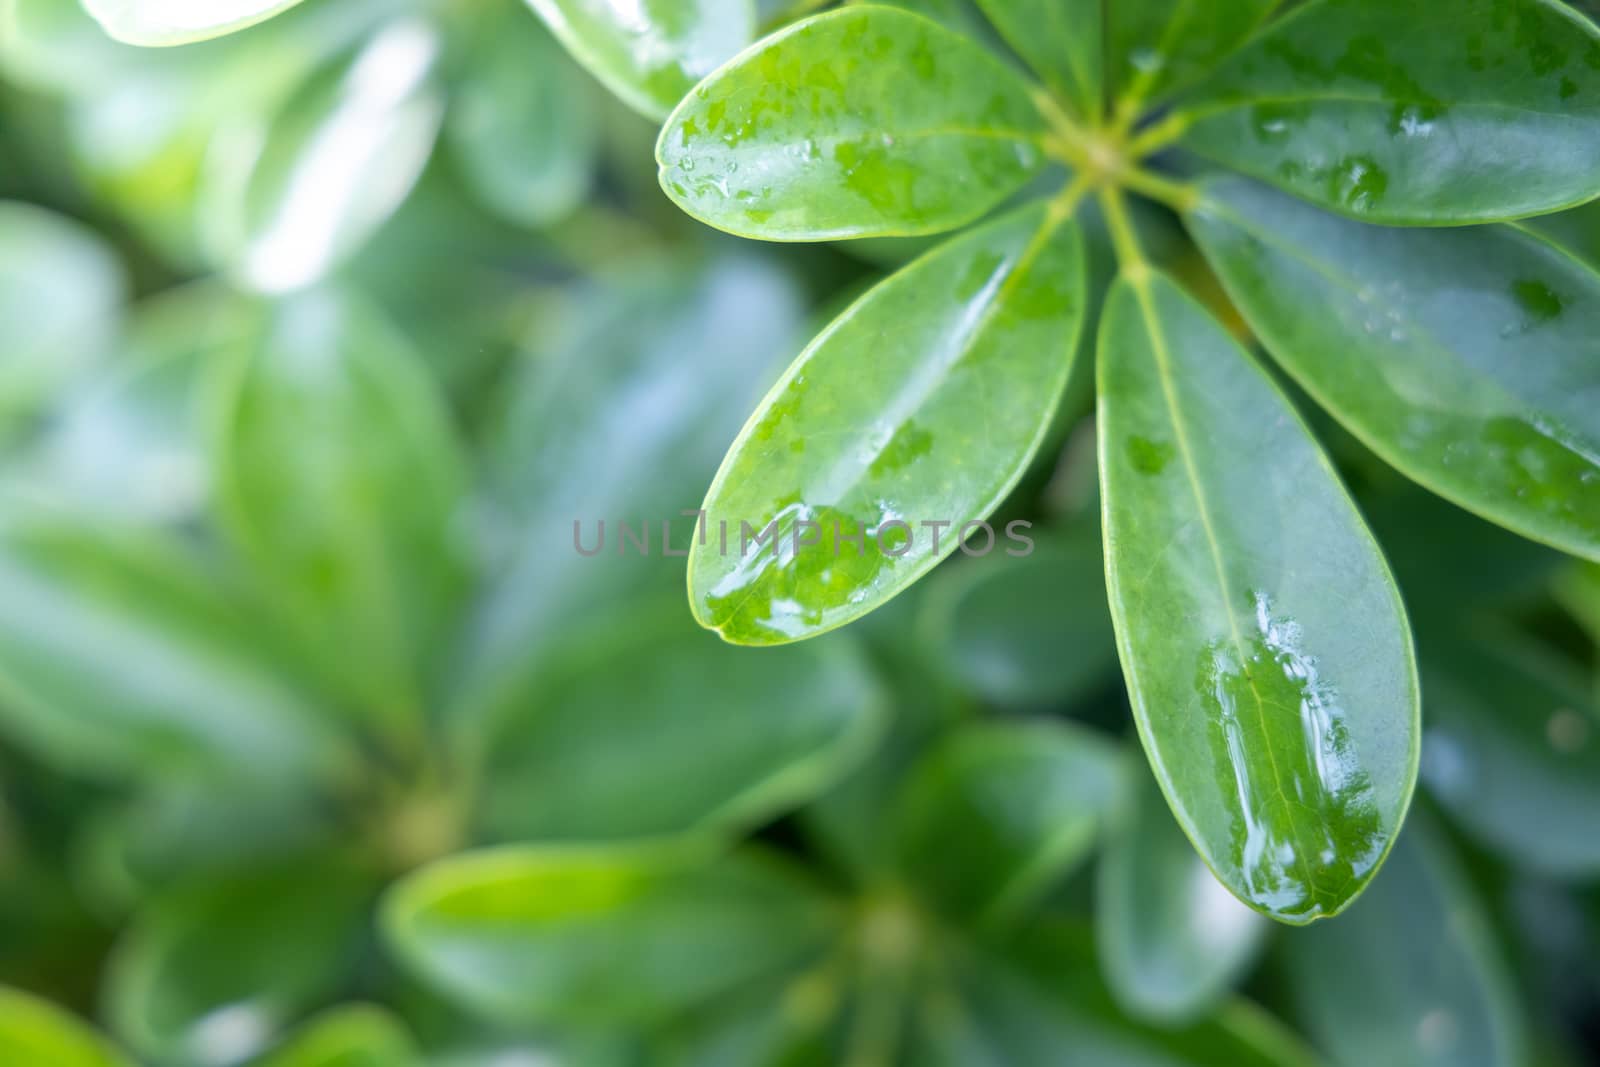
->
[1099, 187, 1150, 278]
[1128, 111, 1192, 159]
[1121, 166, 1201, 214]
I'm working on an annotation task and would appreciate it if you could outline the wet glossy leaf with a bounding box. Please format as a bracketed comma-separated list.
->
[892, 720, 1125, 926]
[0, 515, 345, 784]
[1178, 0, 1600, 224]
[383, 842, 836, 1026]
[1188, 175, 1600, 562]
[1097, 772, 1269, 1024]
[446, 7, 596, 228]
[82, 0, 308, 45]
[1283, 820, 1525, 1067]
[0, 201, 125, 435]
[254, 1006, 419, 1067]
[525, 0, 753, 118]
[1421, 633, 1600, 878]
[213, 289, 467, 733]
[1106, 0, 1276, 111]
[1098, 267, 1419, 924]
[106, 854, 374, 1067]
[974, 0, 1103, 116]
[475, 606, 885, 842]
[917, 526, 1117, 709]
[0, 986, 129, 1067]
[690, 203, 1086, 645]
[657, 7, 1050, 240]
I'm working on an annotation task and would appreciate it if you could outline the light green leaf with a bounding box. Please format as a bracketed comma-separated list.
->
[657, 6, 1050, 240]
[383, 842, 837, 1027]
[525, 0, 753, 118]
[82, 0, 308, 45]
[0, 515, 346, 784]
[1283, 819, 1525, 1067]
[1188, 175, 1600, 562]
[1098, 267, 1419, 924]
[690, 203, 1086, 645]
[917, 526, 1117, 709]
[974, 0, 1103, 117]
[253, 1006, 419, 1067]
[213, 289, 467, 734]
[446, 7, 597, 228]
[1097, 771, 1269, 1024]
[106, 854, 374, 1067]
[1421, 632, 1600, 878]
[1107, 0, 1276, 112]
[892, 719, 1125, 927]
[0, 200, 125, 436]
[475, 607, 885, 842]
[0, 986, 130, 1067]
[1177, 0, 1600, 224]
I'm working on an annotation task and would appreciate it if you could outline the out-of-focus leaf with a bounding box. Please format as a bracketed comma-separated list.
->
[892, 720, 1124, 927]
[689, 204, 1086, 646]
[1106, 0, 1276, 111]
[383, 842, 837, 1027]
[253, 1006, 419, 1067]
[82, 0, 309, 46]
[1178, 0, 1600, 224]
[525, 0, 753, 118]
[1283, 819, 1525, 1067]
[213, 289, 467, 734]
[475, 606, 885, 842]
[0, 514, 346, 783]
[1099, 265, 1419, 924]
[657, 7, 1050, 240]
[1097, 771, 1269, 1024]
[203, 18, 445, 293]
[0, 201, 124, 436]
[658, 977, 838, 1067]
[974, 0, 1103, 116]
[105, 853, 374, 1067]
[1421, 633, 1600, 878]
[1189, 175, 1600, 562]
[446, 5, 596, 228]
[917, 526, 1116, 709]
[0, 985, 129, 1066]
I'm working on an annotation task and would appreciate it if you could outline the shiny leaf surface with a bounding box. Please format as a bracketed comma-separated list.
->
[690, 203, 1086, 645]
[0, 986, 128, 1067]
[1098, 267, 1419, 924]
[1178, 0, 1600, 224]
[1189, 175, 1600, 561]
[82, 0, 308, 45]
[657, 7, 1050, 240]
[1107, 0, 1276, 110]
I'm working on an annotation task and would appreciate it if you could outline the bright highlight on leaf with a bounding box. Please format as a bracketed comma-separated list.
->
[82, 0, 311, 45]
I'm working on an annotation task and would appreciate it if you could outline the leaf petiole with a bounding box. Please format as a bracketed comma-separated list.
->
[1121, 167, 1201, 214]
[1099, 187, 1150, 279]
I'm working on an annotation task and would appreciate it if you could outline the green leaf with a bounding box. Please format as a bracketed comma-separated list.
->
[1187, 175, 1600, 562]
[892, 719, 1125, 927]
[0, 515, 345, 784]
[917, 526, 1117, 709]
[1097, 266, 1419, 924]
[1106, 0, 1276, 111]
[1282, 819, 1525, 1067]
[0, 986, 129, 1067]
[446, 7, 597, 228]
[383, 842, 837, 1027]
[106, 853, 374, 1067]
[475, 608, 885, 842]
[1177, 0, 1600, 224]
[1421, 632, 1600, 878]
[689, 203, 1086, 645]
[657, 6, 1050, 240]
[253, 1006, 419, 1067]
[0, 201, 125, 436]
[1097, 771, 1269, 1024]
[525, 0, 753, 118]
[82, 0, 309, 45]
[973, 0, 1103, 117]
[1524, 198, 1600, 271]
[213, 289, 467, 733]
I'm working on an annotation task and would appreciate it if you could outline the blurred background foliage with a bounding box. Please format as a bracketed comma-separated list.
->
[0, 0, 1596, 1065]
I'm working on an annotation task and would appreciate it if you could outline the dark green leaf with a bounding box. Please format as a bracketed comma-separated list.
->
[82, 0, 309, 45]
[1098, 266, 1419, 924]
[657, 6, 1051, 240]
[1188, 175, 1600, 561]
[1107, 0, 1276, 111]
[253, 1006, 419, 1067]
[0, 986, 129, 1067]
[1523, 198, 1600, 271]
[690, 203, 1086, 645]
[1178, 0, 1600, 224]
